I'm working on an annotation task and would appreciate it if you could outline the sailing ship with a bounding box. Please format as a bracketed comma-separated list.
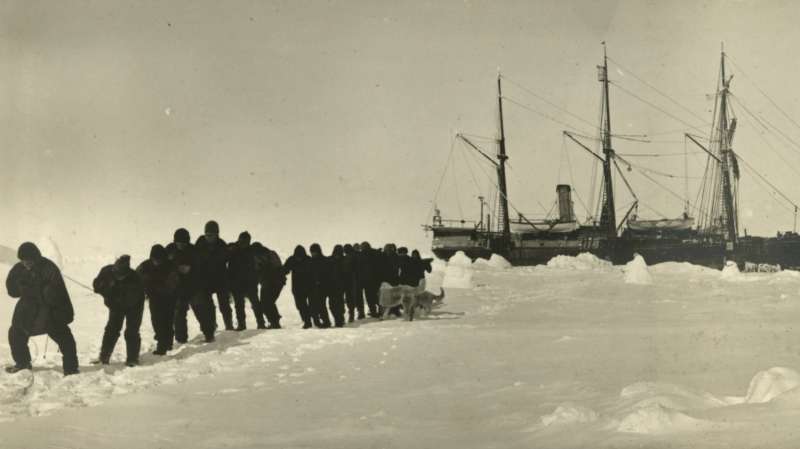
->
[426, 45, 800, 269]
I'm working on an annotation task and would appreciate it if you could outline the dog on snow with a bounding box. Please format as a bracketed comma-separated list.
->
[378, 283, 445, 321]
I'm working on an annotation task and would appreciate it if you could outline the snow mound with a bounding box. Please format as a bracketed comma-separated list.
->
[619, 382, 726, 411]
[447, 251, 473, 268]
[616, 404, 710, 434]
[743, 367, 800, 404]
[473, 254, 512, 270]
[720, 261, 741, 280]
[650, 261, 717, 275]
[488, 254, 512, 269]
[442, 251, 473, 289]
[472, 258, 491, 269]
[623, 254, 652, 285]
[430, 258, 447, 273]
[616, 382, 720, 434]
[541, 403, 598, 426]
[546, 253, 613, 271]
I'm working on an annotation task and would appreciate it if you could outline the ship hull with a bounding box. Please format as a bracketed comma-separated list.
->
[431, 226, 800, 270]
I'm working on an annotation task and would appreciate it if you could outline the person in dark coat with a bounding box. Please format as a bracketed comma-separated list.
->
[5, 242, 79, 375]
[92, 255, 146, 366]
[252, 242, 285, 329]
[409, 249, 433, 290]
[342, 244, 359, 323]
[379, 243, 401, 286]
[356, 241, 380, 318]
[308, 243, 332, 328]
[283, 245, 313, 329]
[137, 244, 180, 355]
[195, 220, 231, 330]
[397, 247, 415, 286]
[171, 228, 216, 343]
[327, 245, 347, 327]
[227, 231, 265, 330]
[379, 244, 403, 317]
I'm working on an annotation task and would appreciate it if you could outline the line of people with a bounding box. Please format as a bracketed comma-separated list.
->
[92, 221, 286, 367]
[3, 220, 432, 374]
[284, 242, 432, 328]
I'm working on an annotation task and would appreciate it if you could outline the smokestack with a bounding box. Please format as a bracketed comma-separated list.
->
[556, 184, 575, 222]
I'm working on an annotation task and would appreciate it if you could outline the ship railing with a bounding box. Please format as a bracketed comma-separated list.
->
[427, 218, 481, 228]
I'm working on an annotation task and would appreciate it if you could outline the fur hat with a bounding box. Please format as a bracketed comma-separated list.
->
[150, 244, 167, 261]
[113, 255, 131, 271]
[238, 231, 251, 245]
[173, 228, 191, 244]
[17, 242, 41, 261]
[204, 220, 220, 235]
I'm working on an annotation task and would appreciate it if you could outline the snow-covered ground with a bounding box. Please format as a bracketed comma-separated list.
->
[2, 252, 800, 448]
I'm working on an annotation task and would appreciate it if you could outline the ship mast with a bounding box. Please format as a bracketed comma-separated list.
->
[717, 48, 738, 246]
[598, 44, 617, 239]
[497, 73, 511, 239]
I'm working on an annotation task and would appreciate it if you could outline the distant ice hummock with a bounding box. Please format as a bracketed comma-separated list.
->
[442, 251, 474, 288]
[473, 254, 512, 270]
[624, 254, 652, 285]
[546, 253, 612, 271]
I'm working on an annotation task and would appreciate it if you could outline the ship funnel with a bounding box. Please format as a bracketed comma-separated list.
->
[556, 184, 575, 222]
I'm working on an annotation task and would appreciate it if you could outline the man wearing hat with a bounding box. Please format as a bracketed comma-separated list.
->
[171, 228, 216, 343]
[137, 245, 180, 355]
[4, 242, 79, 375]
[227, 231, 265, 330]
[195, 220, 231, 330]
[92, 255, 146, 366]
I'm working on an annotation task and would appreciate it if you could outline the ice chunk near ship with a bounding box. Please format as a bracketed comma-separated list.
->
[623, 254, 652, 285]
[546, 252, 613, 271]
[473, 254, 512, 270]
[720, 260, 743, 281]
[442, 251, 474, 288]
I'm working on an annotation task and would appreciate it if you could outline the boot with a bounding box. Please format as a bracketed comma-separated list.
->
[348, 310, 355, 323]
[5, 364, 32, 374]
[91, 357, 110, 365]
[63, 368, 80, 377]
[236, 322, 246, 331]
[204, 334, 216, 343]
[152, 348, 167, 356]
[126, 336, 141, 367]
[302, 320, 312, 329]
[223, 316, 234, 331]
[126, 360, 139, 367]
[267, 320, 281, 330]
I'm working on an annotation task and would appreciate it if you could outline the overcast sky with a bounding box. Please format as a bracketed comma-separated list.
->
[4, 0, 800, 259]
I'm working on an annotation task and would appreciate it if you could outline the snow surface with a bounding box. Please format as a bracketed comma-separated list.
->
[1, 253, 800, 447]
